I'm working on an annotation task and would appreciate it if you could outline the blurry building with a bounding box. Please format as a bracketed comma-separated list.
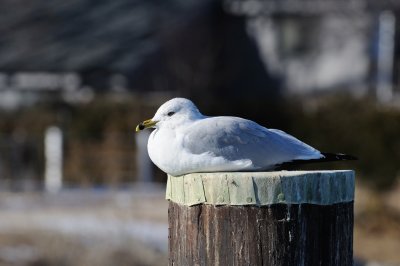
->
[0, 0, 278, 110]
[0, 0, 400, 107]
[225, 0, 400, 103]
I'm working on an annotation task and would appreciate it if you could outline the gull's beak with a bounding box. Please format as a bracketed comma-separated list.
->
[136, 119, 158, 132]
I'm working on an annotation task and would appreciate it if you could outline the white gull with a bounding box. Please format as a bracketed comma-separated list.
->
[136, 98, 354, 176]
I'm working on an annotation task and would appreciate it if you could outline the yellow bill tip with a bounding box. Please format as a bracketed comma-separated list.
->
[135, 124, 143, 132]
[135, 119, 157, 132]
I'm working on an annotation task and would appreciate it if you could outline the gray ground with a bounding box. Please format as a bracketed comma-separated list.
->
[0, 184, 168, 266]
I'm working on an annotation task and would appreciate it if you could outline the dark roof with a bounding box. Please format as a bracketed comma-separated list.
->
[0, 0, 279, 99]
[2, 0, 399, 74]
[3, 0, 400, 74]
[0, 0, 202, 73]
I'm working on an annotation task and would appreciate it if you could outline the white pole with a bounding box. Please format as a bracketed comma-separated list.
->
[135, 130, 153, 182]
[44, 126, 63, 193]
[376, 11, 396, 103]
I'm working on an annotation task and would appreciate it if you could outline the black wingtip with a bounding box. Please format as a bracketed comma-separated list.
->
[274, 152, 357, 170]
[321, 152, 358, 161]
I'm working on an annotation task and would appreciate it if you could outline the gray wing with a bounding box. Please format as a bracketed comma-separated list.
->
[181, 116, 322, 169]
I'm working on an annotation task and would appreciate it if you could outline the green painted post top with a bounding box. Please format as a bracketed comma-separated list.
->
[165, 170, 355, 206]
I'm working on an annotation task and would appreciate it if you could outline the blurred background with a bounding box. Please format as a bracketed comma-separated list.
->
[0, 0, 400, 265]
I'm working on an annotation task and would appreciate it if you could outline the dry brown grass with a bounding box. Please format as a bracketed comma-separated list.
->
[0, 230, 167, 266]
[354, 183, 400, 264]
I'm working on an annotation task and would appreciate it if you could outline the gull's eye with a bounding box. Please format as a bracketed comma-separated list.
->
[167, 111, 175, 117]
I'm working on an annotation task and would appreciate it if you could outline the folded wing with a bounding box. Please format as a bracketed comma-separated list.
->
[181, 116, 322, 170]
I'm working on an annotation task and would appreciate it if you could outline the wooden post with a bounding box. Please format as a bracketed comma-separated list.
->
[166, 171, 354, 266]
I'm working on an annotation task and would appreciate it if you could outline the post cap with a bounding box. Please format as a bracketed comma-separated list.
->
[166, 170, 355, 206]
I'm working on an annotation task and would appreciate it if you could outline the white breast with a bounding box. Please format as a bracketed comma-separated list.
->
[148, 128, 184, 175]
[147, 127, 256, 176]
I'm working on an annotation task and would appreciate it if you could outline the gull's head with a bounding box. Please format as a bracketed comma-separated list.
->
[136, 98, 202, 131]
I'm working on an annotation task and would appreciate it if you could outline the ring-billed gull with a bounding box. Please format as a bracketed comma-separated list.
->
[136, 98, 355, 176]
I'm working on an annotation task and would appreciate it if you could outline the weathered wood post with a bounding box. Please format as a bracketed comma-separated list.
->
[166, 170, 354, 266]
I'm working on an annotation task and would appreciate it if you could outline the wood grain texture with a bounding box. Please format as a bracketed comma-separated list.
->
[168, 201, 354, 266]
